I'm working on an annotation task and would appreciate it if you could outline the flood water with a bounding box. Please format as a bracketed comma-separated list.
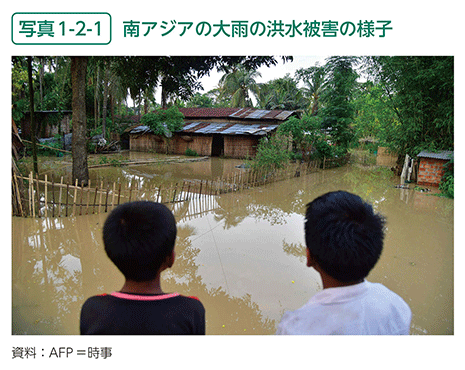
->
[12, 156, 454, 335]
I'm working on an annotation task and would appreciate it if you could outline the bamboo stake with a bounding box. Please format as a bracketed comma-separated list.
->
[86, 180, 91, 214]
[22, 139, 72, 154]
[99, 181, 103, 214]
[172, 183, 178, 203]
[135, 179, 140, 201]
[180, 181, 185, 202]
[79, 180, 84, 216]
[28, 172, 33, 217]
[51, 175, 55, 217]
[66, 183, 69, 217]
[44, 174, 48, 218]
[117, 182, 122, 206]
[111, 182, 116, 210]
[92, 185, 98, 214]
[35, 174, 40, 218]
[58, 176, 63, 217]
[13, 172, 24, 217]
[73, 179, 78, 216]
[105, 186, 109, 212]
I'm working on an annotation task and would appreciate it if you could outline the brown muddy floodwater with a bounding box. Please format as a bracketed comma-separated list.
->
[12, 156, 454, 335]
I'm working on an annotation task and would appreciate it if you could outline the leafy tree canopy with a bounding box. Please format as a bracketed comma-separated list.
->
[362, 56, 453, 156]
[140, 106, 184, 137]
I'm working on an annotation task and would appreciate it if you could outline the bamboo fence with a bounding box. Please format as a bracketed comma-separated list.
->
[12, 159, 323, 218]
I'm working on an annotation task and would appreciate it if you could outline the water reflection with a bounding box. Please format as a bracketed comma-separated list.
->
[12, 163, 453, 335]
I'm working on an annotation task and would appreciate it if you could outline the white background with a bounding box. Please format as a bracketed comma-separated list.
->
[4, 1, 462, 369]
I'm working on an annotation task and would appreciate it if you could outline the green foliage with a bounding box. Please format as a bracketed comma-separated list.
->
[278, 114, 341, 160]
[251, 134, 290, 172]
[12, 99, 28, 123]
[353, 81, 399, 143]
[218, 64, 261, 107]
[98, 155, 124, 167]
[363, 56, 453, 156]
[256, 74, 308, 111]
[184, 148, 199, 157]
[294, 64, 327, 115]
[319, 56, 359, 151]
[141, 106, 184, 136]
[185, 92, 214, 107]
[439, 155, 454, 199]
[36, 135, 64, 156]
[313, 140, 333, 159]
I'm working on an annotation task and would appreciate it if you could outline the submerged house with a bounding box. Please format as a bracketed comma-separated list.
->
[416, 150, 453, 187]
[129, 107, 297, 159]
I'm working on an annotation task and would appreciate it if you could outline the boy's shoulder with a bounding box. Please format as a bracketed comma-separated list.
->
[363, 281, 410, 307]
[82, 292, 204, 309]
[277, 281, 411, 335]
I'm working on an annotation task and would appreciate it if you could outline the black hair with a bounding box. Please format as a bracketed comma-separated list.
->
[305, 191, 385, 282]
[103, 201, 177, 282]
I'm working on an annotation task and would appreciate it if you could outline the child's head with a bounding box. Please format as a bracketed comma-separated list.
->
[305, 191, 385, 283]
[103, 201, 177, 282]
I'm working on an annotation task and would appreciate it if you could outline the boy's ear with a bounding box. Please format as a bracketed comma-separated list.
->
[306, 249, 316, 268]
[167, 250, 175, 268]
[162, 251, 176, 270]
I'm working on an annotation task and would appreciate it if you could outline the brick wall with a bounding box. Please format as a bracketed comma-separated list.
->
[417, 158, 447, 186]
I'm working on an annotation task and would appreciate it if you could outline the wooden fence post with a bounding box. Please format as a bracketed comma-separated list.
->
[86, 180, 91, 215]
[35, 174, 40, 218]
[51, 175, 55, 217]
[58, 176, 63, 217]
[44, 174, 48, 218]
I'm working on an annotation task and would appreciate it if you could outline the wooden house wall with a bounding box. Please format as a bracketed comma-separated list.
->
[129, 132, 260, 159]
[174, 135, 213, 156]
[130, 133, 165, 153]
[224, 136, 259, 158]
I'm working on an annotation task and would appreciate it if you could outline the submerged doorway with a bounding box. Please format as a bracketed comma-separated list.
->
[211, 134, 224, 156]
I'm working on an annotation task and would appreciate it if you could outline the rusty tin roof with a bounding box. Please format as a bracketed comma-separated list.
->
[182, 121, 279, 135]
[178, 107, 295, 121]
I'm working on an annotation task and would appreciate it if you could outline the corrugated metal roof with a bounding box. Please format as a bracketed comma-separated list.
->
[178, 107, 295, 121]
[181, 121, 278, 135]
[129, 125, 151, 134]
[129, 122, 279, 136]
[274, 110, 295, 120]
[179, 107, 239, 118]
[417, 150, 453, 160]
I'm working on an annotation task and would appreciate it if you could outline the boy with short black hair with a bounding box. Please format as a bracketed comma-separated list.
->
[276, 191, 411, 335]
[80, 201, 205, 335]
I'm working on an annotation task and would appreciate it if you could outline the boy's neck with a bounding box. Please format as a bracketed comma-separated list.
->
[320, 272, 364, 290]
[120, 278, 164, 295]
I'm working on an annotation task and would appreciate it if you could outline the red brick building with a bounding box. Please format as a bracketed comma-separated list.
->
[417, 150, 453, 187]
[129, 107, 297, 159]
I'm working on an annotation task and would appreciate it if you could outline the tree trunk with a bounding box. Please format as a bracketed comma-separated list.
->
[102, 63, 110, 139]
[71, 56, 89, 186]
[39, 57, 44, 108]
[161, 77, 168, 109]
[94, 65, 100, 129]
[27, 56, 38, 175]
